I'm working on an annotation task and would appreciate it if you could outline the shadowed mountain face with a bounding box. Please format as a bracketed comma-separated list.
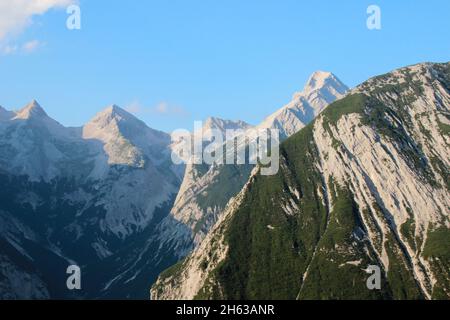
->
[0, 103, 185, 299]
[0, 70, 349, 299]
[151, 62, 450, 300]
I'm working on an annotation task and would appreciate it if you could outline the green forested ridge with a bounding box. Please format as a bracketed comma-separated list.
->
[196, 164, 254, 212]
[154, 63, 450, 300]
[194, 84, 447, 299]
[423, 226, 450, 299]
[194, 97, 402, 299]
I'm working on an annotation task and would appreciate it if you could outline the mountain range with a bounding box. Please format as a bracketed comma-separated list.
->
[0, 101, 183, 298]
[1, 62, 448, 300]
[0, 70, 347, 299]
[151, 62, 450, 300]
[161, 71, 349, 254]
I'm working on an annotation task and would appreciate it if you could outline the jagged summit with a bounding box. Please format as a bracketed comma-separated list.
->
[303, 71, 332, 91]
[84, 104, 152, 138]
[258, 70, 349, 137]
[104, 104, 131, 116]
[203, 117, 252, 133]
[83, 103, 171, 170]
[14, 100, 48, 120]
[85, 103, 168, 140]
[302, 71, 346, 95]
[85, 104, 136, 135]
[89, 104, 142, 125]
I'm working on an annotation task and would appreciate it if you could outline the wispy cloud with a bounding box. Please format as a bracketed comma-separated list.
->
[1, 39, 44, 55]
[125, 100, 143, 115]
[1, 44, 18, 55]
[154, 102, 189, 116]
[0, 0, 74, 39]
[0, 0, 74, 55]
[125, 100, 189, 117]
[22, 39, 43, 53]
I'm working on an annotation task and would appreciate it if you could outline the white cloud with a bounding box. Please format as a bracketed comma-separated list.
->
[155, 102, 169, 114]
[125, 100, 143, 114]
[154, 102, 188, 116]
[0, 0, 74, 40]
[1, 39, 44, 55]
[125, 100, 189, 117]
[22, 39, 42, 53]
[1, 44, 18, 55]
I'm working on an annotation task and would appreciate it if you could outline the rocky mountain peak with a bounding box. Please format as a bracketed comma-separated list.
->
[302, 71, 346, 95]
[89, 104, 141, 126]
[258, 71, 349, 137]
[203, 117, 252, 134]
[14, 100, 48, 120]
[83, 104, 152, 141]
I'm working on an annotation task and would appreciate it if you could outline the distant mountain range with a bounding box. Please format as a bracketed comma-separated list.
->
[0, 69, 347, 299]
[1, 62, 449, 300]
[0, 101, 182, 298]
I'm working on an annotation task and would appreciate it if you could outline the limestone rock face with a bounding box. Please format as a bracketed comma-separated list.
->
[161, 71, 349, 257]
[152, 62, 450, 300]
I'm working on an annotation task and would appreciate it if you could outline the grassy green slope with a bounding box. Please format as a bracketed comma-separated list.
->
[156, 63, 449, 300]
[196, 91, 431, 299]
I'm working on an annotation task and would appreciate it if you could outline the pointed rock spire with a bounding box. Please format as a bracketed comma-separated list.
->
[15, 100, 48, 119]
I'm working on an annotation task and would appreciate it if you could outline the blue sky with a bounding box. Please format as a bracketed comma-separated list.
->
[0, 0, 449, 132]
